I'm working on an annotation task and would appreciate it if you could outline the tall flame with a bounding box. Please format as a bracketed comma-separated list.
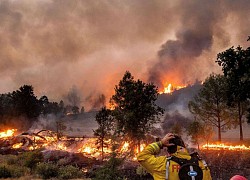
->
[159, 83, 186, 94]
[159, 84, 172, 94]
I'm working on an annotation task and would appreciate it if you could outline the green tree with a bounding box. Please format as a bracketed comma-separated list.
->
[39, 95, 49, 115]
[216, 46, 250, 140]
[189, 74, 236, 142]
[93, 107, 114, 160]
[39, 96, 62, 116]
[110, 71, 164, 151]
[11, 85, 41, 119]
[0, 94, 13, 119]
[187, 120, 213, 150]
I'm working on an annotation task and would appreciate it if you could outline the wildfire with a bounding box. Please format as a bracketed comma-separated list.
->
[12, 143, 23, 149]
[159, 83, 186, 94]
[120, 142, 129, 152]
[0, 129, 16, 139]
[0, 128, 146, 161]
[202, 143, 250, 151]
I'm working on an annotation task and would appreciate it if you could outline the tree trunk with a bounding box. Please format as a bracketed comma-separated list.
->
[218, 117, 221, 142]
[101, 139, 104, 161]
[238, 101, 243, 141]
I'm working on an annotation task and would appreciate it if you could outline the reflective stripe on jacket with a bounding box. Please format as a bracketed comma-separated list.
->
[137, 142, 212, 180]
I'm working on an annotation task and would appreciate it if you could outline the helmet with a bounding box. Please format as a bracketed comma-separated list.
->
[230, 175, 247, 180]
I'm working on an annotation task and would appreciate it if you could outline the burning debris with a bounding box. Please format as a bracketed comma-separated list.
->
[0, 128, 148, 178]
[0, 129, 145, 160]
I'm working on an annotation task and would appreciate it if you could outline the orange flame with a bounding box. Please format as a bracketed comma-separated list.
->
[159, 83, 186, 94]
[0, 129, 16, 138]
[12, 143, 23, 149]
[0, 128, 146, 161]
[202, 143, 250, 151]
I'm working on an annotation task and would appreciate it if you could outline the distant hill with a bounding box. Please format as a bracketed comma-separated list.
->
[156, 83, 202, 117]
[60, 83, 203, 137]
[61, 111, 98, 137]
[59, 83, 250, 140]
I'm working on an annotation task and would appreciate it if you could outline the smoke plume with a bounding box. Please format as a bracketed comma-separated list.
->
[0, 0, 249, 109]
[148, 0, 250, 88]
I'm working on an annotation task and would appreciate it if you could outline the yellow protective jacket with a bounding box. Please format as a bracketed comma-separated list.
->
[137, 142, 212, 180]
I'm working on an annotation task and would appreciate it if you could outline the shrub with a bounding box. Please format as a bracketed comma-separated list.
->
[57, 157, 71, 166]
[92, 152, 124, 180]
[6, 155, 18, 165]
[0, 166, 11, 178]
[58, 165, 83, 179]
[36, 162, 59, 179]
[18, 150, 43, 169]
[9, 165, 29, 178]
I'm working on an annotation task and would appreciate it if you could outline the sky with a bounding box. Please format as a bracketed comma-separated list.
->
[0, 0, 249, 110]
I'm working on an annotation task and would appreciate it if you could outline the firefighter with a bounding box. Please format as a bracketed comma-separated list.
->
[137, 133, 212, 180]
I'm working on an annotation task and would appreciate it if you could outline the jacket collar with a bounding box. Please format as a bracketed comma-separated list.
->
[170, 146, 191, 159]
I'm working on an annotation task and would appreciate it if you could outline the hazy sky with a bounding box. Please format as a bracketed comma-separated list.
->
[0, 0, 249, 109]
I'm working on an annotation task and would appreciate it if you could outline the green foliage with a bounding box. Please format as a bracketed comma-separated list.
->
[0, 85, 64, 125]
[18, 150, 43, 169]
[39, 95, 63, 115]
[93, 151, 124, 180]
[189, 74, 236, 141]
[216, 46, 250, 102]
[0, 166, 12, 178]
[58, 165, 83, 179]
[36, 162, 59, 179]
[9, 165, 29, 178]
[216, 46, 250, 140]
[6, 155, 18, 165]
[110, 71, 164, 145]
[94, 107, 114, 160]
[0, 164, 29, 178]
[11, 85, 41, 119]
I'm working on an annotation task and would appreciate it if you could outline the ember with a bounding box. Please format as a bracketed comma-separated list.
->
[202, 143, 250, 151]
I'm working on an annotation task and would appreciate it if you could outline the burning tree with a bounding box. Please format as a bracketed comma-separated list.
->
[216, 46, 250, 141]
[110, 71, 164, 152]
[189, 74, 237, 142]
[93, 107, 114, 160]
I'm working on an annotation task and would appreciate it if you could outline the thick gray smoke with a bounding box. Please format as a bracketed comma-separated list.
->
[0, 0, 249, 110]
[148, 0, 250, 88]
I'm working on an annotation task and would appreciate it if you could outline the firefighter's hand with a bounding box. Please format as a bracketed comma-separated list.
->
[161, 133, 175, 147]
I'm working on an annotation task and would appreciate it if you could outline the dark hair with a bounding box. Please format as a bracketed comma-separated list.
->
[167, 135, 185, 154]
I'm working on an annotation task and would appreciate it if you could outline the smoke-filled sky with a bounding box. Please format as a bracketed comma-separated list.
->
[0, 0, 249, 109]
